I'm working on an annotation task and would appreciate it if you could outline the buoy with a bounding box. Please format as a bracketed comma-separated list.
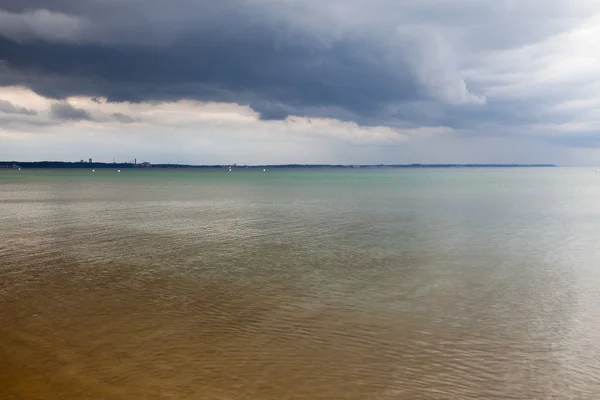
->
[117, 169, 121, 173]
[263, 169, 266, 172]
[92, 169, 95, 172]
[18, 168, 21, 171]
[229, 168, 232, 172]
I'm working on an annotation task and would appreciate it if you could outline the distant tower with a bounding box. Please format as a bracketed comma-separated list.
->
[135, 158, 137, 165]
[89, 158, 92, 163]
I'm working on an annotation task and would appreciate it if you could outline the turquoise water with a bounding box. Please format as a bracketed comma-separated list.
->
[2, 168, 600, 399]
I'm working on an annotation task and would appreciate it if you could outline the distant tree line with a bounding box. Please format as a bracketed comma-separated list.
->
[0, 161, 556, 169]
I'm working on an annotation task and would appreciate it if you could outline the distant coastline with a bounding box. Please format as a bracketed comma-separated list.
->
[0, 161, 557, 169]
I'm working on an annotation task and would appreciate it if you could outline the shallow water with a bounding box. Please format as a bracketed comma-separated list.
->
[2, 168, 600, 399]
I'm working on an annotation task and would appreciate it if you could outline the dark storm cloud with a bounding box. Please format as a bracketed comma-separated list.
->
[0, 0, 479, 123]
[49, 102, 91, 120]
[0, 33, 420, 123]
[0, 0, 597, 136]
[0, 99, 37, 115]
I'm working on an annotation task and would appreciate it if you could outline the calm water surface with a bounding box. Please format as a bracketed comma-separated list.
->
[2, 168, 600, 399]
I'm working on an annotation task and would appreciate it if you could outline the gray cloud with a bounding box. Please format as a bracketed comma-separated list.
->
[0, 34, 421, 123]
[0, 0, 492, 123]
[0, 99, 37, 115]
[0, 8, 85, 43]
[112, 112, 136, 123]
[1, 0, 600, 158]
[49, 102, 91, 120]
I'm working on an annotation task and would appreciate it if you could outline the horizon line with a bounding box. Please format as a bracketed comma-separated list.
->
[0, 161, 558, 168]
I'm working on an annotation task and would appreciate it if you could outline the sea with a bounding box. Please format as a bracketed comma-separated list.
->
[2, 167, 600, 399]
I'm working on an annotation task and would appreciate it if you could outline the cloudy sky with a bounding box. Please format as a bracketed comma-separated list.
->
[1, 0, 599, 165]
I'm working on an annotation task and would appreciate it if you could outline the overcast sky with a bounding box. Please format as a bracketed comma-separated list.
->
[1, 0, 600, 165]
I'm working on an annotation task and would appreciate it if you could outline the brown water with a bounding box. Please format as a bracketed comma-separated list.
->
[2, 168, 600, 399]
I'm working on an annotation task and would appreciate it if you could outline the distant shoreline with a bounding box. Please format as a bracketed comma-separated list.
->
[0, 161, 557, 169]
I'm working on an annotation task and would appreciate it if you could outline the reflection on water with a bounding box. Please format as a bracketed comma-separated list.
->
[2, 168, 600, 399]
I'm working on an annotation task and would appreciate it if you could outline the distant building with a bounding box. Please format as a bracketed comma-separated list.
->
[89, 158, 92, 163]
[80, 159, 84, 163]
[0, 163, 21, 169]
